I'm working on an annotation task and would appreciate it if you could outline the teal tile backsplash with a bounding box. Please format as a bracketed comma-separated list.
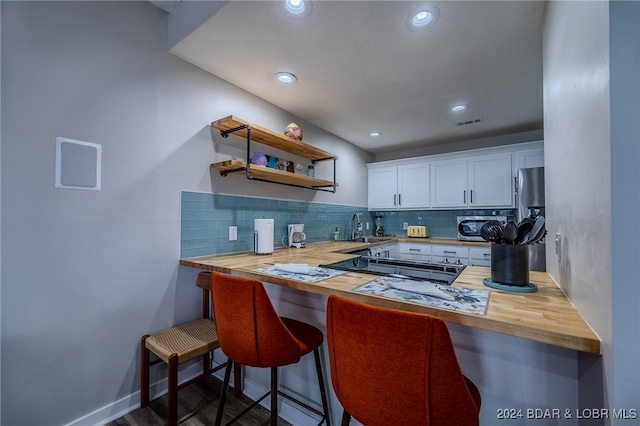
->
[180, 191, 514, 258]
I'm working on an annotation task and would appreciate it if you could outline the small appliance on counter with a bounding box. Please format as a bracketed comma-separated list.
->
[457, 216, 507, 241]
[282, 223, 306, 248]
[374, 215, 384, 236]
[254, 218, 274, 255]
[407, 225, 428, 238]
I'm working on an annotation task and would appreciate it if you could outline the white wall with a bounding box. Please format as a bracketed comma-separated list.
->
[544, 1, 640, 424]
[609, 0, 640, 422]
[0, 2, 371, 425]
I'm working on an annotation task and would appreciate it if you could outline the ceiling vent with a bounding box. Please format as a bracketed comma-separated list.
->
[455, 118, 484, 127]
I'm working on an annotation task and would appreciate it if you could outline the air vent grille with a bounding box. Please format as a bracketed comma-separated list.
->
[455, 118, 483, 127]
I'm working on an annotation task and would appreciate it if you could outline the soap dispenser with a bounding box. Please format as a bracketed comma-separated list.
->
[334, 227, 340, 241]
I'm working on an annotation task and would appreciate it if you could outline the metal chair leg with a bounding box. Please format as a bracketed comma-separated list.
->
[215, 359, 234, 426]
[271, 367, 279, 426]
[314, 349, 332, 426]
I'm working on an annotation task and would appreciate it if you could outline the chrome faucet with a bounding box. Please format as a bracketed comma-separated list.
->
[351, 213, 362, 240]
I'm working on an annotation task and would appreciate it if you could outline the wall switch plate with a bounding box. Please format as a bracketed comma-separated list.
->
[403, 222, 409, 230]
[229, 226, 238, 241]
[365, 222, 370, 231]
[555, 232, 561, 262]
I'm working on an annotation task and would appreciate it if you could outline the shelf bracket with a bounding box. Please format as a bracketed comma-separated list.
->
[220, 124, 249, 138]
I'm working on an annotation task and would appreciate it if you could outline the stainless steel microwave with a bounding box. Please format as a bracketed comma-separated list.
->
[457, 215, 507, 241]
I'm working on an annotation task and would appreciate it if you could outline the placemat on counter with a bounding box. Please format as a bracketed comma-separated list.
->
[353, 277, 490, 316]
[253, 266, 347, 283]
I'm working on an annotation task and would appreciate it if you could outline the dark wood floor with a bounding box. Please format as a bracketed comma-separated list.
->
[106, 376, 293, 426]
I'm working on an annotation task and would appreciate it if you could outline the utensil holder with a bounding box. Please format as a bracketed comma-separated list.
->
[491, 243, 529, 286]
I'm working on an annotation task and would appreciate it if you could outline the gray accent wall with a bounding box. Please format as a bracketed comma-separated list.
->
[0, 2, 371, 425]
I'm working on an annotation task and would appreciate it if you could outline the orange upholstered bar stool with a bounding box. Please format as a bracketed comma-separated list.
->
[211, 272, 331, 426]
[326, 295, 481, 426]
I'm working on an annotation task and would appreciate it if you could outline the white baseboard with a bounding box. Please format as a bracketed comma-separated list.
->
[63, 360, 323, 426]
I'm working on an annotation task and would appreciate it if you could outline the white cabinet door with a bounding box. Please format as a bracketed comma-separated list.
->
[398, 163, 430, 209]
[368, 167, 398, 209]
[517, 148, 544, 169]
[430, 159, 468, 208]
[468, 153, 513, 207]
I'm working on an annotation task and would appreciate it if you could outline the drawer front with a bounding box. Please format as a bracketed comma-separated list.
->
[398, 243, 431, 262]
[432, 245, 468, 265]
[431, 245, 467, 258]
[469, 247, 491, 267]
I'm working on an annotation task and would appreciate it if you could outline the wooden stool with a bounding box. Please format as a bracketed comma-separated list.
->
[140, 318, 227, 426]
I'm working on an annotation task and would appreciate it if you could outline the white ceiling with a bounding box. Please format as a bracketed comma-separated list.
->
[151, 1, 544, 155]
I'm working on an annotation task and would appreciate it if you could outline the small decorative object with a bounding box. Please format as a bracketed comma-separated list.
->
[295, 163, 304, 174]
[307, 165, 315, 177]
[287, 161, 295, 173]
[284, 123, 303, 141]
[266, 155, 278, 169]
[277, 158, 289, 171]
[251, 151, 267, 166]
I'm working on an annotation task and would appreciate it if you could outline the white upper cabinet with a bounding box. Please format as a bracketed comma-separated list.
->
[468, 153, 514, 207]
[517, 148, 544, 169]
[397, 163, 430, 209]
[368, 164, 429, 210]
[430, 159, 468, 208]
[368, 166, 398, 209]
[431, 153, 513, 208]
[368, 141, 542, 211]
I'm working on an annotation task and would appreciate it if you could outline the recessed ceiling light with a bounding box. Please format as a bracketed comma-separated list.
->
[285, 0, 306, 15]
[369, 131, 382, 137]
[451, 104, 469, 112]
[409, 7, 439, 29]
[275, 72, 297, 84]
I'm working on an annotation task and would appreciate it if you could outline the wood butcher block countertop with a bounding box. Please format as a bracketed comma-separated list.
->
[180, 240, 600, 354]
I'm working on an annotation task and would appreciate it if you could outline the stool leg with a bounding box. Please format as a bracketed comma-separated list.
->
[314, 348, 331, 426]
[140, 335, 150, 407]
[341, 410, 351, 426]
[270, 367, 278, 426]
[233, 362, 243, 397]
[215, 358, 233, 426]
[168, 354, 178, 426]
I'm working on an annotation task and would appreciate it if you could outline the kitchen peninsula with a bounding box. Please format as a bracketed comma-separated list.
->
[180, 239, 600, 355]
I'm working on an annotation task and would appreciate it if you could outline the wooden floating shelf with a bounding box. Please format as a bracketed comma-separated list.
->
[211, 160, 338, 189]
[211, 115, 337, 162]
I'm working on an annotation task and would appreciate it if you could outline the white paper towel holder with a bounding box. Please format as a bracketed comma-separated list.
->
[253, 218, 274, 255]
[254, 230, 271, 255]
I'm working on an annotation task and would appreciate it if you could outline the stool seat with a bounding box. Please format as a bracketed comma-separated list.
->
[145, 318, 219, 364]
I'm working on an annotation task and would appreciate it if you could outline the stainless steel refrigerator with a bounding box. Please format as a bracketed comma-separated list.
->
[516, 167, 546, 271]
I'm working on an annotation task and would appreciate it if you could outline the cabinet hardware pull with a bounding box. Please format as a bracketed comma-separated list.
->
[393, 194, 397, 206]
[470, 190, 473, 204]
[409, 248, 420, 252]
[463, 190, 466, 204]
[398, 193, 401, 206]
[444, 250, 457, 254]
